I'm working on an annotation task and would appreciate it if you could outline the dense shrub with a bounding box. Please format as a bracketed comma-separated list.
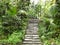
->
[0, 0, 29, 44]
[38, 0, 60, 45]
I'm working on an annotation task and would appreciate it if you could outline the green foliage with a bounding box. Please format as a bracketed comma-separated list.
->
[2, 16, 21, 35]
[0, 30, 25, 45]
[7, 30, 25, 44]
[38, 0, 60, 45]
[38, 18, 60, 45]
[18, 0, 30, 11]
[53, 0, 60, 40]
[0, 0, 60, 45]
[0, 0, 29, 44]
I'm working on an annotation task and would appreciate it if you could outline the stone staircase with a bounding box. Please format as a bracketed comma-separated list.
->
[22, 19, 42, 45]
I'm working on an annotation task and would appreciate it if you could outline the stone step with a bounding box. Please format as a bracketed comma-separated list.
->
[24, 38, 40, 41]
[22, 43, 41, 45]
[25, 35, 39, 37]
[25, 35, 39, 38]
[25, 37, 39, 39]
[32, 39, 40, 42]
[26, 31, 38, 33]
[23, 40, 40, 42]
[26, 30, 34, 32]
[25, 36, 33, 39]
[23, 42, 41, 44]
[22, 44, 31, 45]
[22, 19, 41, 45]
[26, 29, 38, 31]
[24, 39, 32, 41]
[26, 32, 38, 35]
[27, 29, 38, 31]
[23, 38, 40, 43]
[29, 20, 38, 22]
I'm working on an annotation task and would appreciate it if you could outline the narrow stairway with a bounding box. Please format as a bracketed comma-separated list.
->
[22, 19, 42, 45]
